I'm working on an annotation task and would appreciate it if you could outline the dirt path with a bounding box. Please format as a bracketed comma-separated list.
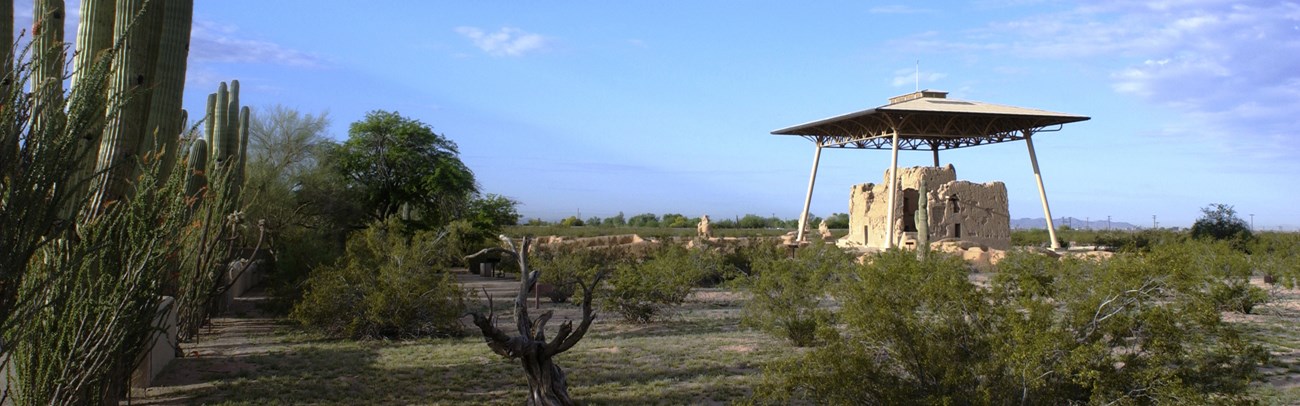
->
[126, 286, 286, 405]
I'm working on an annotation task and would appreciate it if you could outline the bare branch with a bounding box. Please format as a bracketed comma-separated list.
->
[554, 270, 607, 354]
[532, 311, 553, 342]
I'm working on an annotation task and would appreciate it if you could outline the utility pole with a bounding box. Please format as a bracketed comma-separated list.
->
[1107, 215, 1111, 230]
[1152, 215, 1158, 229]
[1250, 214, 1255, 231]
[1086, 216, 1090, 230]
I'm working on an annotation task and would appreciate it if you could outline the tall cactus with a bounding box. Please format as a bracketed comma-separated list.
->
[71, 0, 114, 90]
[144, 0, 193, 184]
[32, 0, 66, 129]
[234, 106, 250, 199]
[211, 82, 230, 163]
[89, 0, 162, 209]
[1, 0, 13, 98]
[184, 138, 208, 204]
[916, 177, 930, 258]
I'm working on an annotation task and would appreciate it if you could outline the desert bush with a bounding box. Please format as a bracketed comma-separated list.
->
[752, 248, 1267, 404]
[720, 239, 787, 277]
[533, 245, 632, 303]
[739, 243, 853, 346]
[1251, 232, 1300, 287]
[292, 218, 466, 338]
[1138, 239, 1267, 314]
[601, 245, 723, 323]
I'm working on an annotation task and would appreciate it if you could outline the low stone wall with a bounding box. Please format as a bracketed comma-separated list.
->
[131, 296, 178, 389]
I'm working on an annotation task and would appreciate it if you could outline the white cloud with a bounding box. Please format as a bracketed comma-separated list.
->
[189, 20, 324, 67]
[869, 5, 934, 14]
[455, 26, 548, 57]
[895, 0, 1300, 162]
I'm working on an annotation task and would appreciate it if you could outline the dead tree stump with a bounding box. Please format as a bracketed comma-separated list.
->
[469, 236, 605, 406]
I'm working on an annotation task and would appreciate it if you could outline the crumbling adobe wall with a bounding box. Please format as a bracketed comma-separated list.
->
[929, 180, 1011, 250]
[844, 165, 957, 248]
[841, 164, 1009, 250]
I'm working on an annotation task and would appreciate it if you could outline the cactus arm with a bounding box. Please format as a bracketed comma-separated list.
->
[70, 0, 114, 90]
[211, 82, 229, 163]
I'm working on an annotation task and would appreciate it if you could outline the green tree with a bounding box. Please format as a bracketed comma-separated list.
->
[661, 213, 689, 228]
[1190, 203, 1253, 247]
[824, 213, 850, 229]
[560, 216, 584, 227]
[466, 193, 520, 230]
[627, 212, 659, 227]
[242, 105, 347, 310]
[247, 104, 330, 180]
[738, 214, 768, 229]
[602, 212, 626, 227]
[331, 110, 477, 227]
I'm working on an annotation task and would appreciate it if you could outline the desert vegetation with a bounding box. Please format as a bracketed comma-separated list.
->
[2, 2, 1298, 406]
[131, 219, 1300, 405]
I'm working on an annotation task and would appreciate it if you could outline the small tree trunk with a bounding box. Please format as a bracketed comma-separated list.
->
[522, 350, 572, 406]
[469, 236, 604, 406]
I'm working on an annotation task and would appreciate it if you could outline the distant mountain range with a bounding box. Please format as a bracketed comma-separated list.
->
[1011, 217, 1141, 231]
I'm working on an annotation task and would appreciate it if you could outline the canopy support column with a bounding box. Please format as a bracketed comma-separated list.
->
[796, 144, 823, 243]
[1025, 132, 1060, 250]
[884, 131, 901, 249]
[931, 142, 940, 167]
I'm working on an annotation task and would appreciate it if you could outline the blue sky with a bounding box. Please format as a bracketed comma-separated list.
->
[29, 1, 1300, 229]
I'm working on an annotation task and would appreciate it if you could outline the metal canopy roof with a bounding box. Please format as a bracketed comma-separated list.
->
[771, 90, 1090, 150]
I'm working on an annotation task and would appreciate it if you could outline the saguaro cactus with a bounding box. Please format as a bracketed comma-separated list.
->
[184, 138, 208, 203]
[143, 0, 194, 183]
[86, 0, 197, 210]
[200, 80, 250, 204]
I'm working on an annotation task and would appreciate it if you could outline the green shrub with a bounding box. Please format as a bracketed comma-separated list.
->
[752, 248, 1268, 404]
[601, 245, 723, 323]
[533, 245, 632, 303]
[1209, 281, 1269, 314]
[1251, 232, 1300, 287]
[292, 218, 466, 338]
[739, 242, 852, 347]
[261, 222, 344, 314]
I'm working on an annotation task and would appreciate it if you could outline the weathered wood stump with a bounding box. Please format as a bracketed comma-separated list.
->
[469, 236, 605, 406]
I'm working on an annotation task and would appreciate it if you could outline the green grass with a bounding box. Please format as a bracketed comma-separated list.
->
[142, 292, 790, 405]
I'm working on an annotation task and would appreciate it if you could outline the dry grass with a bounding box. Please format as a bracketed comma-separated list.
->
[128, 275, 787, 405]
[130, 273, 1300, 405]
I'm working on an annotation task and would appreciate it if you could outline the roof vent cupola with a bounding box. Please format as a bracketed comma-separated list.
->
[888, 89, 948, 104]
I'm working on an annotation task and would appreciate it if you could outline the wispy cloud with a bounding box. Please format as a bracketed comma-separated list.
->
[455, 26, 548, 57]
[189, 20, 324, 67]
[869, 5, 935, 14]
[894, 0, 1300, 163]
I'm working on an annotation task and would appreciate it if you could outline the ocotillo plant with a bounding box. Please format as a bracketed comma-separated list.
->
[2, 1, 202, 403]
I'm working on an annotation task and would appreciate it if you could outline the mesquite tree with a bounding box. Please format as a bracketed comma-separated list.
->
[470, 236, 605, 406]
